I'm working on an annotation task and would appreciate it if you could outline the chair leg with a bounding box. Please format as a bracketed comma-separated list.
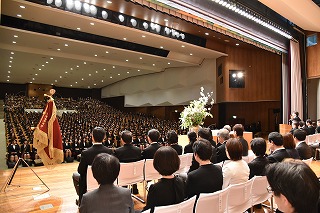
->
[131, 194, 145, 204]
[143, 181, 146, 200]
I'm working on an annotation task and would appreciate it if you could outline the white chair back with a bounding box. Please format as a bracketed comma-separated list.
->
[251, 176, 271, 206]
[195, 188, 228, 213]
[153, 196, 196, 213]
[117, 160, 145, 186]
[86, 166, 99, 191]
[302, 157, 313, 166]
[144, 159, 161, 181]
[227, 178, 254, 213]
[176, 153, 193, 174]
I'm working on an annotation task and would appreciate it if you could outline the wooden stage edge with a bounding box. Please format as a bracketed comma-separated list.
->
[1, 160, 320, 213]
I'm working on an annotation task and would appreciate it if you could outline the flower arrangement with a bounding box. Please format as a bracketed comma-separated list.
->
[180, 87, 214, 129]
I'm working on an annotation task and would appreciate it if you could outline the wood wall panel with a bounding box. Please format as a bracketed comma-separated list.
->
[216, 45, 281, 103]
[306, 32, 320, 78]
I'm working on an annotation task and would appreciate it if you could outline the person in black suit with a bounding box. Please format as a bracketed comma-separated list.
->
[293, 129, 312, 160]
[186, 139, 223, 199]
[166, 130, 182, 155]
[114, 130, 142, 194]
[288, 111, 301, 125]
[233, 124, 249, 156]
[267, 132, 290, 163]
[199, 127, 217, 147]
[72, 127, 113, 205]
[216, 128, 230, 163]
[248, 138, 269, 179]
[142, 129, 161, 159]
[306, 119, 315, 135]
[7, 139, 20, 157]
[184, 131, 197, 154]
[143, 146, 185, 212]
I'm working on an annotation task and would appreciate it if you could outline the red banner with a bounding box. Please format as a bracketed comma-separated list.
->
[33, 98, 63, 169]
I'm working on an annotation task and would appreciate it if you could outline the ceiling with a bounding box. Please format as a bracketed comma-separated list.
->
[258, 0, 320, 32]
[0, 0, 231, 89]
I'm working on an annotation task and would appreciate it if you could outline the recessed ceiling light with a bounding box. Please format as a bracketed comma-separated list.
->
[7, 76, 10, 78]
[94, 54, 98, 57]
[39, 68, 41, 70]
[88, 86, 91, 88]
[96, 71, 98, 73]
[76, 65, 79, 67]
[65, 71, 68, 74]
[65, 44, 68, 46]
[236, 43, 240, 46]
[89, 74, 91, 76]
[14, 35, 18, 38]
[50, 57, 53, 60]
[46, 61, 48, 63]
[110, 76, 113, 78]
[160, 46, 163, 49]
[35, 73, 38, 75]
[153, 64, 155, 66]
[94, 83, 97, 86]
[9, 65, 11, 67]
[9, 61, 12, 63]
[82, 78, 84, 80]
[11, 52, 14, 55]
[142, 35, 146, 38]
[29, 82, 32, 83]
[57, 48, 61, 51]
[60, 76, 62, 78]
[77, 28, 81, 31]
[70, 68, 73, 70]
[164, 19, 168, 22]
[181, 45, 185, 48]
[139, 57, 142, 60]
[55, 80, 57, 82]
[32, 78, 35, 80]
[84, 62, 86, 64]
[190, 53, 193, 56]
[126, 59, 129, 62]
[51, 83, 53, 85]
[20, 5, 26, 9]
[10, 57, 13, 59]
[127, 71, 130, 74]
[70, 85, 73, 87]
[107, 1, 112, 3]
[123, 38, 127, 40]
[168, 62, 171, 64]
[7, 79, 10, 82]
[101, 80, 104, 82]
[137, 69, 140, 72]
[205, 32, 209, 35]
[118, 73, 120, 75]
[90, 22, 95, 26]
[103, 68, 106, 71]
[8, 71, 11, 73]
[75, 82, 78, 84]
[106, 51, 109, 54]
[113, 66, 115, 68]
[42, 64, 45, 67]
[17, 14, 22, 17]
[12, 41, 16, 44]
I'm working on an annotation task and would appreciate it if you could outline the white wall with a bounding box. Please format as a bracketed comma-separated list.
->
[101, 59, 217, 107]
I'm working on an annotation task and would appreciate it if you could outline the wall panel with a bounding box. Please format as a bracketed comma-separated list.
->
[306, 32, 320, 78]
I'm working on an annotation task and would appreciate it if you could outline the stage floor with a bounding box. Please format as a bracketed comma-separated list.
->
[0, 160, 319, 213]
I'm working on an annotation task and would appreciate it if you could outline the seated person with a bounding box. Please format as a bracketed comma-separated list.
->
[233, 124, 249, 156]
[248, 137, 269, 179]
[186, 139, 222, 199]
[142, 129, 161, 159]
[267, 132, 290, 163]
[166, 130, 182, 155]
[283, 133, 300, 159]
[222, 138, 249, 189]
[266, 160, 319, 213]
[79, 153, 134, 213]
[143, 146, 185, 212]
[7, 155, 16, 169]
[184, 131, 197, 154]
[293, 129, 312, 160]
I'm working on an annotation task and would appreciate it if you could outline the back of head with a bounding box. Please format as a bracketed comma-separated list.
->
[92, 153, 120, 185]
[283, 133, 295, 149]
[250, 137, 266, 157]
[266, 160, 320, 213]
[233, 124, 244, 137]
[226, 138, 243, 161]
[148, 129, 160, 142]
[193, 139, 213, 161]
[218, 128, 230, 141]
[153, 146, 180, 176]
[223, 125, 232, 132]
[166, 130, 178, 145]
[187, 131, 197, 144]
[306, 119, 312, 125]
[121, 130, 133, 144]
[198, 128, 212, 141]
[293, 129, 306, 141]
[268, 132, 283, 146]
[92, 127, 106, 143]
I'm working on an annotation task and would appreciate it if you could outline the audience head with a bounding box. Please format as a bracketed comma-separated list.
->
[223, 125, 232, 132]
[225, 138, 243, 161]
[148, 129, 160, 143]
[217, 128, 230, 142]
[306, 119, 312, 126]
[153, 146, 180, 176]
[283, 133, 295, 149]
[268, 132, 283, 149]
[291, 111, 299, 118]
[250, 137, 266, 157]
[92, 127, 106, 143]
[293, 129, 306, 142]
[187, 131, 197, 144]
[317, 119, 320, 126]
[120, 130, 133, 144]
[92, 153, 119, 185]
[198, 128, 212, 141]
[291, 120, 299, 129]
[192, 139, 213, 162]
[166, 130, 178, 145]
[266, 160, 320, 213]
[233, 124, 244, 137]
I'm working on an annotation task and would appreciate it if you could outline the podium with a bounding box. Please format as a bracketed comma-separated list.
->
[279, 124, 291, 135]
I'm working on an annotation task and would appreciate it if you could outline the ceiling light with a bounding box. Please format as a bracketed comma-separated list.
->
[82, 78, 84, 80]
[205, 32, 209, 35]
[35, 73, 38, 75]
[32, 78, 35, 80]
[138, 69, 140, 71]
[11, 52, 14, 54]
[51, 83, 53, 85]
[83, 3, 90, 13]
[168, 62, 171, 64]
[70, 85, 73, 87]
[29, 81, 32, 83]
[139, 57, 142, 59]
[110, 76, 113, 78]
[113, 66, 115, 68]
[181, 45, 185, 48]
[55, 80, 57, 82]
[126, 59, 129, 62]
[66, 0, 74, 10]
[88, 86, 91, 88]
[190, 53, 193, 55]
[76, 65, 79, 67]
[65, 71, 68, 73]
[50, 57, 53, 59]
[164, 19, 168, 22]
[7, 79, 10, 82]
[57, 48, 60, 51]
[77, 27, 81, 31]
[153, 64, 155, 66]
[90, 5, 97, 16]
[74, 0, 82, 11]
[70, 68, 73, 70]
[20, 5, 26, 9]
[42, 64, 45, 67]
[142, 22, 149, 30]
[9, 61, 12, 63]
[103, 68, 106, 70]
[14, 35, 18, 38]
[118, 15, 125, 22]
[107, 1, 112, 3]
[55, 0, 62, 7]
[89, 74, 91, 76]
[123, 38, 127, 40]
[46, 61, 49, 63]
[65, 44, 68, 46]
[90, 22, 94, 26]
[12, 41, 16, 44]
[94, 54, 98, 57]
[142, 35, 146, 38]
[9, 65, 11, 68]
[84, 62, 86, 64]
[75, 82, 78, 84]
[236, 43, 239, 46]
[127, 71, 130, 74]
[17, 14, 22, 17]
[7, 76, 10, 78]
[118, 73, 120, 75]
[39, 68, 41, 70]
[130, 19, 137, 27]
[8, 71, 11, 73]
[94, 83, 97, 86]
[160, 46, 163, 49]
[102, 10, 108, 19]
[10, 57, 13, 59]
[96, 71, 98, 73]
[60, 76, 62, 78]
[106, 51, 109, 53]
[101, 80, 104, 82]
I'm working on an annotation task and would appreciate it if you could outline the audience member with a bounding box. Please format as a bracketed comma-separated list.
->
[186, 139, 222, 198]
[166, 130, 182, 155]
[266, 160, 320, 213]
[299, 121, 310, 135]
[306, 119, 315, 135]
[222, 138, 249, 189]
[223, 125, 232, 133]
[73, 127, 113, 205]
[198, 128, 216, 147]
[248, 138, 269, 179]
[184, 131, 197, 154]
[233, 124, 249, 156]
[267, 132, 290, 163]
[216, 129, 230, 163]
[142, 129, 161, 159]
[293, 129, 312, 160]
[289, 120, 299, 135]
[316, 119, 320, 133]
[143, 146, 185, 212]
[79, 153, 134, 213]
[283, 133, 300, 159]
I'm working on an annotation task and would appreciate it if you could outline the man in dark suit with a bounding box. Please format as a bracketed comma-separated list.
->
[216, 128, 230, 163]
[141, 129, 161, 159]
[306, 119, 315, 135]
[233, 124, 249, 156]
[267, 132, 290, 163]
[79, 153, 134, 213]
[73, 127, 113, 205]
[186, 139, 223, 198]
[248, 138, 269, 179]
[166, 130, 183, 155]
[114, 130, 142, 194]
[293, 129, 312, 160]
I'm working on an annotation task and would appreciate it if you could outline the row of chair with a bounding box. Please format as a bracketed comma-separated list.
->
[143, 175, 272, 213]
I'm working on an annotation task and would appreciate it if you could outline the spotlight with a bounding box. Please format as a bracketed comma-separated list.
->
[102, 10, 108, 19]
[47, 0, 53, 4]
[142, 22, 149, 30]
[130, 18, 137, 27]
[74, 0, 81, 11]
[118, 14, 125, 22]
[90, 5, 97, 16]
[83, 3, 90, 14]
[164, 27, 171, 35]
[232, 73, 237, 78]
[237, 72, 243, 78]
[65, 0, 74, 10]
[180, 33, 185, 39]
[55, 0, 63, 7]
[155, 24, 161, 33]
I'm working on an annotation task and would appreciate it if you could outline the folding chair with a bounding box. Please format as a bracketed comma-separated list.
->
[153, 196, 196, 213]
[195, 188, 228, 213]
[251, 176, 273, 212]
[227, 179, 254, 213]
